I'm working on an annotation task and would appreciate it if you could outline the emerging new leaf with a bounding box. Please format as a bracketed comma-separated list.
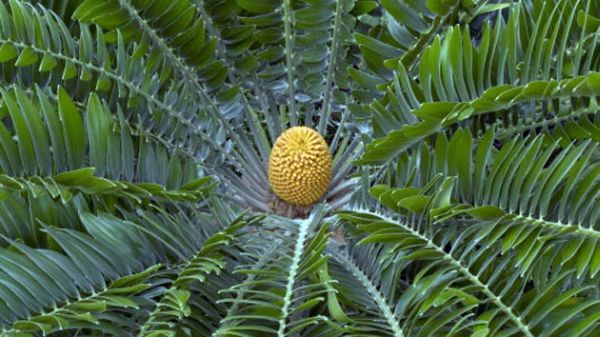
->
[268, 127, 332, 206]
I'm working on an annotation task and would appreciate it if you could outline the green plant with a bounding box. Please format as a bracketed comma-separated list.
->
[0, 0, 598, 336]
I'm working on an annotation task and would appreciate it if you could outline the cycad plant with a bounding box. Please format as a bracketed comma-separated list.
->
[0, 0, 598, 336]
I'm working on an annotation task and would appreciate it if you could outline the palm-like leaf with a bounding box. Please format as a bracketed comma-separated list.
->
[338, 208, 600, 337]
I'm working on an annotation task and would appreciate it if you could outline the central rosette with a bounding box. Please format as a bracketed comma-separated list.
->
[268, 127, 333, 206]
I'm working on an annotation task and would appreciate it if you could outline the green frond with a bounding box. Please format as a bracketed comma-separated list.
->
[199, 0, 358, 132]
[25, 0, 82, 20]
[0, 1, 230, 168]
[0, 84, 204, 187]
[0, 167, 212, 204]
[371, 128, 600, 277]
[2, 264, 160, 336]
[338, 209, 600, 337]
[137, 214, 261, 337]
[361, 72, 600, 164]
[356, 0, 481, 75]
[330, 247, 404, 337]
[358, 0, 600, 165]
[0, 204, 240, 335]
[214, 210, 335, 337]
[73, 0, 228, 94]
[0, 213, 165, 333]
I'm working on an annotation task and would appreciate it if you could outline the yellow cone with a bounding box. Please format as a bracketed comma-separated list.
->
[268, 127, 332, 206]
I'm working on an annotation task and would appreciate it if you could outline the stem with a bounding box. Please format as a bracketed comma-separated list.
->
[282, 0, 297, 126]
[318, 0, 344, 135]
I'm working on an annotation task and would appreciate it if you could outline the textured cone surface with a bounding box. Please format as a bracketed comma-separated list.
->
[268, 127, 332, 206]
